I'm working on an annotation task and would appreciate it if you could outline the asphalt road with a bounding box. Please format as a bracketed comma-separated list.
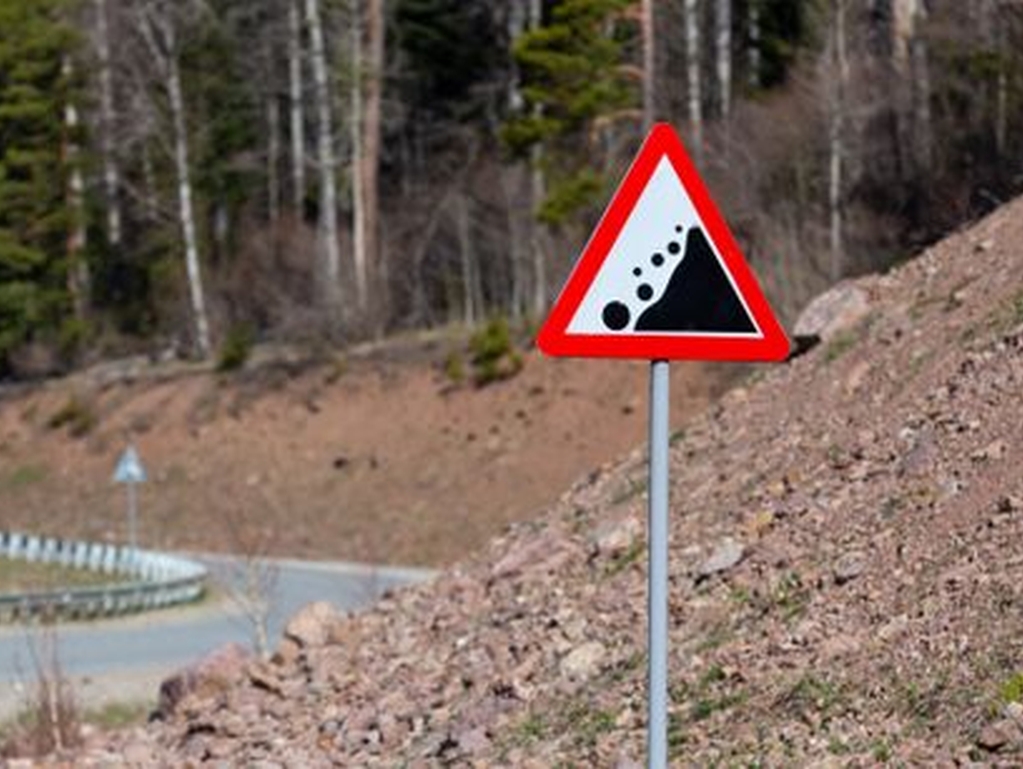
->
[0, 555, 435, 720]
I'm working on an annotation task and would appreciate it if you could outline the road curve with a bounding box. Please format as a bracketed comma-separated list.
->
[0, 555, 435, 720]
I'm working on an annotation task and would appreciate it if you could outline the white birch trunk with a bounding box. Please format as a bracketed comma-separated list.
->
[910, 3, 932, 168]
[641, 0, 655, 128]
[362, 0, 384, 314]
[288, 0, 306, 214]
[63, 57, 90, 321]
[528, 0, 547, 316]
[305, 0, 342, 312]
[350, 0, 367, 310]
[685, 0, 704, 167]
[94, 0, 122, 247]
[168, 47, 212, 358]
[715, 0, 731, 120]
[828, 0, 848, 283]
[748, 0, 760, 89]
[505, 0, 528, 317]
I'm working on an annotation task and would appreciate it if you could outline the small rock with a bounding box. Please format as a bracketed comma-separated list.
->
[971, 439, 1007, 462]
[793, 283, 871, 343]
[283, 601, 345, 649]
[559, 641, 607, 681]
[977, 719, 1018, 752]
[592, 516, 642, 559]
[155, 642, 252, 720]
[833, 551, 867, 585]
[1005, 701, 1023, 725]
[456, 727, 491, 754]
[997, 495, 1022, 513]
[697, 538, 745, 580]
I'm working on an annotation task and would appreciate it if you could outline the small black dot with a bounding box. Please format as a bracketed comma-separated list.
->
[602, 301, 630, 331]
[667, 241, 681, 255]
[651, 253, 665, 267]
[637, 284, 653, 301]
[633, 267, 642, 277]
[675, 225, 683, 233]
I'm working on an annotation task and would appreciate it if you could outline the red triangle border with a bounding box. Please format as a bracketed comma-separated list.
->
[537, 123, 790, 362]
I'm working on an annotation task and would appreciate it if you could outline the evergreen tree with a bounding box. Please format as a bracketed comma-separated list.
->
[502, 0, 639, 227]
[0, 0, 81, 374]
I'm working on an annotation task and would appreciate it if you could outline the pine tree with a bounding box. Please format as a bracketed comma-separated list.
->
[0, 0, 81, 373]
[502, 0, 639, 227]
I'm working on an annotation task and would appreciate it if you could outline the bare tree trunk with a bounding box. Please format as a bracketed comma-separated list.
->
[828, 0, 848, 283]
[504, 1, 528, 317]
[363, 0, 384, 315]
[715, 0, 731, 120]
[685, 0, 704, 166]
[350, 0, 367, 310]
[910, 4, 932, 169]
[267, 96, 281, 223]
[529, 0, 547, 316]
[892, 0, 931, 173]
[994, 5, 1007, 156]
[94, 0, 122, 247]
[288, 0, 306, 214]
[168, 49, 212, 358]
[305, 0, 342, 313]
[748, 0, 760, 89]
[63, 57, 90, 322]
[641, 0, 655, 127]
[456, 192, 477, 325]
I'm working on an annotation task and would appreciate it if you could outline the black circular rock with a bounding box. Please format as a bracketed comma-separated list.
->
[602, 301, 631, 331]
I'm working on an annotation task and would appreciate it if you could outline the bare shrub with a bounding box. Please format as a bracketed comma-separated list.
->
[1, 624, 81, 759]
[213, 488, 282, 660]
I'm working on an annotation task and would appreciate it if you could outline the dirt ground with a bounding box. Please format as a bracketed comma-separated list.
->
[0, 332, 733, 566]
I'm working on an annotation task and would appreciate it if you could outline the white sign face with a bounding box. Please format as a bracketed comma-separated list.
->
[565, 157, 758, 338]
[113, 446, 147, 484]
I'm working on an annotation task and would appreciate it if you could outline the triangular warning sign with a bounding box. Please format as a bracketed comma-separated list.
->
[537, 123, 789, 362]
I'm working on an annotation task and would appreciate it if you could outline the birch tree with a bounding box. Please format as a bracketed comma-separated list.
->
[827, 0, 848, 282]
[63, 57, 90, 321]
[130, 0, 212, 357]
[642, 0, 655, 127]
[288, 0, 306, 214]
[305, 0, 342, 314]
[93, 0, 122, 248]
[891, 0, 931, 173]
[685, 0, 704, 166]
[715, 0, 731, 120]
[350, 0, 384, 315]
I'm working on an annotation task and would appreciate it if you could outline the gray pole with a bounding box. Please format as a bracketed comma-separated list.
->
[127, 482, 138, 554]
[648, 359, 670, 767]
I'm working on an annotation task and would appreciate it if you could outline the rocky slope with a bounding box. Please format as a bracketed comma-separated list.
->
[83, 199, 1023, 765]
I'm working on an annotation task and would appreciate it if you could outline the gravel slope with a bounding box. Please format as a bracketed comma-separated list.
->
[37, 198, 1023, 764]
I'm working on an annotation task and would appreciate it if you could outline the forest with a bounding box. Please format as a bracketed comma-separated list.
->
[0, 0, 1021, 378]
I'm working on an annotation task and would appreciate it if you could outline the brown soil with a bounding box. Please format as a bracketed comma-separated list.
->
[0, 330, 731, 567]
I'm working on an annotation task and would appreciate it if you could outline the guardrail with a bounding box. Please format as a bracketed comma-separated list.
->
[0, 531, 207, 622]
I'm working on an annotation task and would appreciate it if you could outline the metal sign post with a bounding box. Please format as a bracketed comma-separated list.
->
[113, 445, 147, 553]
[647, 360, 670, 767]
[127, 480, 138, 553]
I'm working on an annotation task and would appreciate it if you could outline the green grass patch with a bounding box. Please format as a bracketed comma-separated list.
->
[2, 464, 48, 491]
[822, 329, 860, 363]
[0, 558, 127, 594]
[469, 317, 524, 386]
[998, 672, 1023, 705]
[46, 396, 97, 437]
[82, 700, 150, 730]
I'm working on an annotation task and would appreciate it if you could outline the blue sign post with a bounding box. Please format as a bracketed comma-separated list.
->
[113, 445, 147, 552]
